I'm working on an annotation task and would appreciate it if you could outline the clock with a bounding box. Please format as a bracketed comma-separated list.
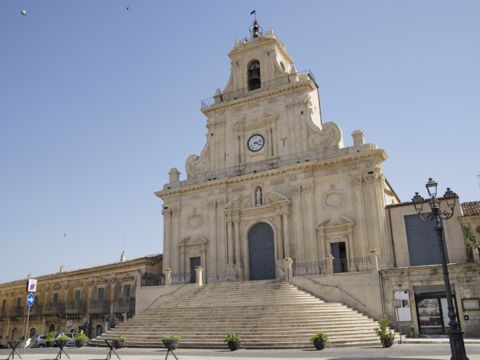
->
[247, 134, 265, 152]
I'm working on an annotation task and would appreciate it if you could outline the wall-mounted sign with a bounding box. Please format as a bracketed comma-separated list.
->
[462, 298, 480, 311]
[26, 279, 37, 293]
[394, 290, 412, 322]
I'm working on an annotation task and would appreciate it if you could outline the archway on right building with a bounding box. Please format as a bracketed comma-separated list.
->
[248, 222, 275, 280]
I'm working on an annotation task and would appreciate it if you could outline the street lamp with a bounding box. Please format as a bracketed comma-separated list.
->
[412, 178, 469, 360]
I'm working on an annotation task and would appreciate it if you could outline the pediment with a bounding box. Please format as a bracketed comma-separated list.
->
[179, 236, 208, 247]
[225, 189, 290, 210]
[317, 216, 354, 231]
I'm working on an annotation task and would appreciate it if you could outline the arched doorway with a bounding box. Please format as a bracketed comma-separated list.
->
[11, 328, 20, 341]
[248, 222, 275, 280]
[96, 325, 103, 337]
[49, 324, 56, 333]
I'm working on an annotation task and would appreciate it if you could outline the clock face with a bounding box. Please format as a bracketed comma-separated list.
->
[247, 134, 265, 152]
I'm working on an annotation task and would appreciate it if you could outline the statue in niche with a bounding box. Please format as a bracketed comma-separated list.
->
[255, 187, 263, 206]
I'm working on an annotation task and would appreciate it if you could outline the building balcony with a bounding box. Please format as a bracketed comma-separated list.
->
[113, 298, 135, 314]
[43, 303, 65, 316]
[9, 308, 24, 319]
[29, 304, 43, 316]
[89, 300, 111, 314]
[65, 301, 87, 315]
[201, 70, 317, 110]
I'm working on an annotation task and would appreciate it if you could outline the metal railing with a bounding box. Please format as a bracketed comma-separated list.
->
[114, 298, 135, 314]
[169, 272, 195, 285]
[65, 301, 87, 315]
[89, 300, 111, 314]
[141, 272, 162, 286]
[293, 256, 376, 277]
[201, 70, 316, 109]
[43, 303, 65, 316]
[9, 307, 24, 318]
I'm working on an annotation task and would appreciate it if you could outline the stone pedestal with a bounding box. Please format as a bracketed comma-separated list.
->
[284, 257, 293, 282]
[195, 266, 203, 287]
[164, 268, 172, 286]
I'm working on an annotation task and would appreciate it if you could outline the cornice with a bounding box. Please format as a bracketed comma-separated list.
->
[201, 79, 315, 115]
[156, 149, 387, 198]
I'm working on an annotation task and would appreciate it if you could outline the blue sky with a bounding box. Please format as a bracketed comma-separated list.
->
[0, 0, 479, 283]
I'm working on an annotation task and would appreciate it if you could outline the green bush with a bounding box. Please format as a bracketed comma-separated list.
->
[310, 331, 329, 343]
[224, 332, 240, 342]
[75, 331, 88, 341]
[374, 319, 395, 341]
[163, 335, 180, 342]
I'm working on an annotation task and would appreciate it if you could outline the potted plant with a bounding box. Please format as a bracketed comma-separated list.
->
[162, 335, 180, 351]
[45, 331, 56, 347]
[74, 331, 88, 348]
[113, 335, 126, 349]
[310, 331, 328, 350]
[374, 319, 395, 348]
[55, 333, 69, 349]
[224, 331, 241, 351]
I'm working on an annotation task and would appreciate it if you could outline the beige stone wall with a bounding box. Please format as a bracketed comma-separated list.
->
[386, 202, 467, 267]
[380, 263, 480, 337]
[135, 283, 196, 314]
[291, 271, 384, 320]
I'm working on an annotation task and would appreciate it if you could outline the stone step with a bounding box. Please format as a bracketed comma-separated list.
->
[92, 280, 381, 349]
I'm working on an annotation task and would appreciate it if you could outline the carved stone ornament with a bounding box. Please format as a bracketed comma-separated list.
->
[180, 236, 208, 247]
[53, 283, 61, 290]
[308, 121, 342, 151]
[186, 143, 210, 176]
[187, 213, 204, 229]
[323, 191, 345, 208]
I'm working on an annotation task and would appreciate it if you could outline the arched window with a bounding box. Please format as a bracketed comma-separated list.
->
[248, 60, 261, 91]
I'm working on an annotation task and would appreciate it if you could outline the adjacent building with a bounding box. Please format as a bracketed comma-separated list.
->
[0, 254, 161, 346]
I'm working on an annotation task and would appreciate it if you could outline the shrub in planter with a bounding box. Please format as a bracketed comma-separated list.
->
[224, 331, 241, 351]
[374, 319, 395, 348]
[310, 331, 329, 350]
[45, 332, 56, 347]
[113, 335, 126, 349]
[74, 331, 88, 348]
[56, 333, 69, 348]
[162, 335, 180, 351]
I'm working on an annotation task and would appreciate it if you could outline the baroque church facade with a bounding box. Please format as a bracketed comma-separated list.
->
[156, 25, 400, 284]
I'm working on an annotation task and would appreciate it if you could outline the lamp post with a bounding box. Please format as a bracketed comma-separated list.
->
[412, 178, 469, 360]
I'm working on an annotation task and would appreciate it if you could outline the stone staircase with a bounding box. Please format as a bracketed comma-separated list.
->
[92, 280, 381, 348]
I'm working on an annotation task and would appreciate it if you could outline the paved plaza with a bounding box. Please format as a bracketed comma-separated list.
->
[1, 344, 480, 360]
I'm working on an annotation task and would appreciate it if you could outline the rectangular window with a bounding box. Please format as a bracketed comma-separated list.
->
[97, 288, 105, 303]
[16, 297, 21, 309]
[122, 285, 131, 300]
[1, 299, 6, 315]
[53, 292, 59, 304]
[74, 290, 81, 305]
[34, 296, 40, 306]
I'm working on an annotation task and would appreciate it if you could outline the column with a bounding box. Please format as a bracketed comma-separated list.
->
[303, 183, 317, 263]
[292, 186, 305, 263]
[281, 211, 290, 258]
[233, 214, 240, 265]
[226, 216, 234, 265]
[275, 208, 284, 260]
[162, 208, 171, 269]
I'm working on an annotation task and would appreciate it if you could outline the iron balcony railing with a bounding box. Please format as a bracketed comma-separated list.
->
[114, 298, 135, 314]
[43, 303, 65, 316]
[201, 70, 317, 109]
[29, 304, 43, 316]
[89, 300, 111, 314]
[9, 307, 24, 319]
[65, 301, 87, 315]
